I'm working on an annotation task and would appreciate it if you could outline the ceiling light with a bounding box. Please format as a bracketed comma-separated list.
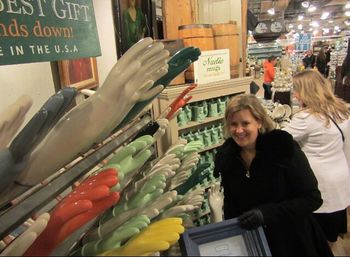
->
[346, 3, 350, 9]
[310, 21, 319, 27]
[308, 5, 317, 12]
[301, 1, 310, 8]
[288, 24, 294, 28]
[298, 24, 303, 30]
[320, 12, 330, 20]
[309, 28, 313, 31]
[298, 15, 304, 21]
[267, 7, 275, 15]
[328, 20, 334, 23]
[345, 11, 350, 16]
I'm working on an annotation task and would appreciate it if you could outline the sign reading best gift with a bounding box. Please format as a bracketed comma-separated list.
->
[0, 0, 101, 65]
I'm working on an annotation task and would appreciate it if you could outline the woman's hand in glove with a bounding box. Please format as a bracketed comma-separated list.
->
[238, 209, 264, 230]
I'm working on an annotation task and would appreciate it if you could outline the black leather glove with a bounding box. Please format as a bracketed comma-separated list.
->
[238, 209, 264, 230]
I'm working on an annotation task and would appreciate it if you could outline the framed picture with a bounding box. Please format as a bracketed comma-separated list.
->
[112, 0, 157, 58]
[179, 218, 271, 256]
[58, 57, 99, 90]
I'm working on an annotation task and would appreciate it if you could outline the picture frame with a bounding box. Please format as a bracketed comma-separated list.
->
[58, 57, 99, 90]
[111, 0, 157, 58]
[179, 218, 271, 256]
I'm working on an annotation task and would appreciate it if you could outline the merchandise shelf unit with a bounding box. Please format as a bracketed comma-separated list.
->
[248, 42, 282, 60]
[152, 77, 252, 156]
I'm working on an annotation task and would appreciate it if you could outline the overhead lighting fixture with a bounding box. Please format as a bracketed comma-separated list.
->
[346, 3, 350, 9]
[328, 20, 334, 23]
[288, 24, 294, 29]
[301, 1, 310, 8]
[345, 11, 350, 16]
[298, 15, 304, 21]
[323, 28, 330, 34]
[320, 12, 330, 20]
[309, 28, 313, 31]
[267, 7, 275, 15]
[308, 5, 317, 12]
[298, 24, 303, 30]
[310, 21, 319, 27]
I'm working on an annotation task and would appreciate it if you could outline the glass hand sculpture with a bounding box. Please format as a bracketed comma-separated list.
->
[24, 169, 120, 256]
[0, 88, 77, 198]
[99, 218, 184, 256]
[115, 47, 201, 131]
[0, 213, 49, 256]
[16, 38, 169, 189]
[0, 95, 32, 148]
[208, 182, 224, 223]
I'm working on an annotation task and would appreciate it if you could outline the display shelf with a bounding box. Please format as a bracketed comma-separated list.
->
[0, 115, 151, 239]
[247, 42, 282, 60]
[198, 141, 224, 153]
[152, 77, 251, 155]
[178, 116, 224, 130]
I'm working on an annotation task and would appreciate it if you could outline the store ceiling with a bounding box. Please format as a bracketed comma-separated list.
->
[248, 0, 349, 33]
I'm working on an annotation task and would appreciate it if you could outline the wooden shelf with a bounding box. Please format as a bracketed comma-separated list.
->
[152, 77, 251, 156]
[178, 116, 224, 130]
[199, 141, 224, 153]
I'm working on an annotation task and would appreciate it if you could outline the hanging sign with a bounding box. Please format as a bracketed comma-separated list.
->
[295, 33, 312, 51]
[194, 49, 230, 84]
[0, 0, 101, 65]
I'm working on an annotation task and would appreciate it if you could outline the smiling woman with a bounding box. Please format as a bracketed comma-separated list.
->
[214, 93, 333, 256]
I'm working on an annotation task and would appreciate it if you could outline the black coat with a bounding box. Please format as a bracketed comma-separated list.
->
[214, 130, 333, 256]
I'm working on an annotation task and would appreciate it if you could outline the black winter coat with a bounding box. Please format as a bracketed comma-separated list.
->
[214, 130, 333, 257]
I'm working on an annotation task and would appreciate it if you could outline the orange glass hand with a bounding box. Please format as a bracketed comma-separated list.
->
[166, 84, 197, 119]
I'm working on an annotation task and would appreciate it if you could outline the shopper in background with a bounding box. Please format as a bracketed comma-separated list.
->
[214, 94, 333, 256]
[316, 47, 328, 77]
[325, 46, 332, 78]
[340, 42, 350, 103]
[284, 70, 350, 251]
[263, 55, 276, 100]
[302, 49, 316, 69]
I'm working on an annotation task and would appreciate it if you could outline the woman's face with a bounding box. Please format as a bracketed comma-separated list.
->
[228, 109, 262, 150]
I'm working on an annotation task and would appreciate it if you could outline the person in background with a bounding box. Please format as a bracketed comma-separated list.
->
[263, 56, 276, 100]
[325, 46, 332, 78]
[340, 41, 350, 103]
[316, 47, 328, 77]
[283, 70, 350, 252]
[302, 49, 316, 69]
[214, 94, 333, 256]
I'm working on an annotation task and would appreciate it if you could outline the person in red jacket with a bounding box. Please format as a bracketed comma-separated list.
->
[263, 56, 276, 100]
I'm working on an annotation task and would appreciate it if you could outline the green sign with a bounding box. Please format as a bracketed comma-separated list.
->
[0, 0, 101, 65]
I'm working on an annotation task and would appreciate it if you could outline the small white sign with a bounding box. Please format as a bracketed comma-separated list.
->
[194, 49, 231, 84]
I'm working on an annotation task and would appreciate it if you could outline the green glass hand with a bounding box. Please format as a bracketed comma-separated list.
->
[175, 163, 211, 195]
[115, 47, 201, 131]
[74, 215, 150, 256]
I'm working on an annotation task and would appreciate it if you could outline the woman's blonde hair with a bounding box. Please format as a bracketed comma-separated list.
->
[293, 70, 349, 124]
[224, 94, 275, 138]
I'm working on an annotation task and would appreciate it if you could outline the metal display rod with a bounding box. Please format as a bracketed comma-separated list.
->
[0, 115, 151, 239]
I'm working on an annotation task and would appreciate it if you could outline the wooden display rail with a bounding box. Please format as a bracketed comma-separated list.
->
[178, 115, 224, 130]
[152, 77, 252, 155]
